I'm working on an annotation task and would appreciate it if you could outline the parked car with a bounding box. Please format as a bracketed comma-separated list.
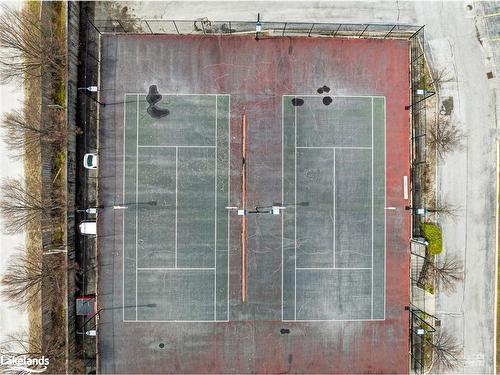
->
[83, 153, 98, 169]
[79, 220, 96, 235]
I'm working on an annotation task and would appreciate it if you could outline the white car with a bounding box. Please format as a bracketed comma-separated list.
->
[83, 153, 98, 169]
[79, 220, 96, 235]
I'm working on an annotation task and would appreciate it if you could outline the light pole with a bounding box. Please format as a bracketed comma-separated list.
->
[405, 206, 427, 216]
[405, 89, 435, 110]
[78, 86, 98, 92]
[77, 330, 97, 336]
[255, 13, 262, 40]
[78, 86, 106, 106]
[76, 207, 98, 214]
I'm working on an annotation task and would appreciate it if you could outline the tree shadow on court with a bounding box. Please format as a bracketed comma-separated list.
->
[146, 85, 170, 119]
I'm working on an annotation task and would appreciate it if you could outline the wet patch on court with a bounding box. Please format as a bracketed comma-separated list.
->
[146, 84, 170, 119]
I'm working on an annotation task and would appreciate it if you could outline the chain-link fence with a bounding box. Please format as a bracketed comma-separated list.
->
[410, 243, 426, 374]
[409, 304, 439, 374]
[408, 28, 438, 374]
[409, 28, 432, 238]
[87, 17, 424, 40]
[82, 14, 431, 374]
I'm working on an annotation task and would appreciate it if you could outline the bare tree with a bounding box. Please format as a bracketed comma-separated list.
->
[0, 328, 47, 375]
[0, 4, 64, 82]
[428, 114, 462, 157]
[428, 330, 462, 372]
[429, 254, 464, 293]
[0, 324, 42, 358]
[0, 320, 74, 374]
[0, 247, 66, 308]
[0, 109, 66, 158]
[0, 177, 59, 234]
[427, 199, 460, 218]
[0, 249, 44, 307]
[430, 67, 454, 91]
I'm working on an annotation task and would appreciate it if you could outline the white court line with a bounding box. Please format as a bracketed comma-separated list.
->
[126, 93, 229, 96]
[124, 319, 228, 323]
[294, 96, 297, 321]
[296, 146, 372, 149]
[175, 147, 178, 268]
[383, 96, 387, 320]
[227, 95, 230, 321]
[214, 95, 218, 320]
[135, 94, 139, 321]
[281, 96, 284, 321]
[122, 93, 127, 322]
[127, 93, 231, 323]
[282, 94, 385, 99]
[137, 267, 215, 271]
[138, 145, 216, 148]
[371, 97, 374, 320]
[296, 267, 372, 270]
[282, 318, 385, 322]
[333, 148, 336, 268]
[282, 94, 387, 322]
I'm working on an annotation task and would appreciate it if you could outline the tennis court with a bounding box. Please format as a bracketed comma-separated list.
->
[97, 34, 411, 374]
[282, 95, 386, 321]
[122, 94, 230, 322]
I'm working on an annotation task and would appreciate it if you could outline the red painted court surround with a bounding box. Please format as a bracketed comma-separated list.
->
[98, 34, 411, 374]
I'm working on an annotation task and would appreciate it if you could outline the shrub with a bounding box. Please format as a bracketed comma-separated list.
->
[421, 222, 443, 255]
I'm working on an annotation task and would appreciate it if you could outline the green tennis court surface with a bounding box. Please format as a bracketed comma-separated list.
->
[122, 94, 230, 322]
[122, 93, 385, 322]
[282, 95, 386, 321]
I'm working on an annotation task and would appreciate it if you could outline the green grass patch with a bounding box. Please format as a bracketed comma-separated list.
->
[51, 1, 66, 106]
[26, 1, 41, 17]
[421, 222, 443, 255]
[423, 283, 434, 294]
[52, 1, 65, 35]
[418, 312, 432, 331]
[54, 81, 65, 106]
[53, 226, 63, 244]
[54, 151, 65, 169]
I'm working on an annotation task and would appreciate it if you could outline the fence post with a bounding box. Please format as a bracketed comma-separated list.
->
[282, 22, 287, 36]
[86, 17, 101, 35]
[116, 19, 126, 33]
[308, 23, 315, 37]
[409, 25, 425, 40]
[173, 20, 180, 34]
[384, 24, 397, 38]
[144, 20, 153, 34]
[333, 23, 342, 36]
[358, 24, 369, 37]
